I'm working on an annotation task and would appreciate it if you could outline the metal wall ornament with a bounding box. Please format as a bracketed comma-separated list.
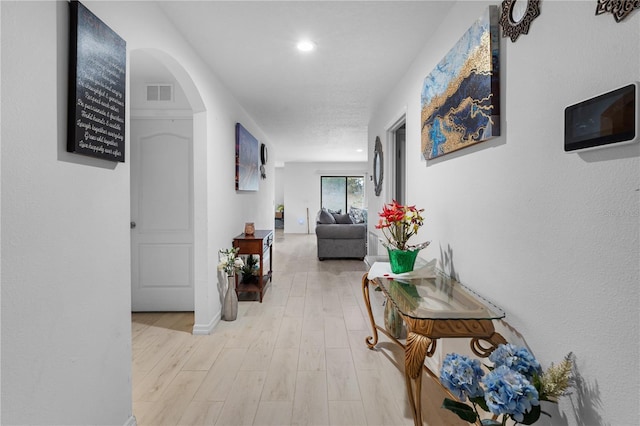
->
[373, 137, 383, 196]
[260, 143, 267, 179]
[499, 0, 541, 42]
[595, 0, 640, 22]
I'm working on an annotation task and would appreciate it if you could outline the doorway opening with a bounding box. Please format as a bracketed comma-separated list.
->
[387, 115, 406, 205]
[393, 124, 406, 205]
[129, 48, 207, 329]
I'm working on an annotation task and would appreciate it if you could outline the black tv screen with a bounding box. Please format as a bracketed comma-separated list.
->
[564, 83, 637, 152]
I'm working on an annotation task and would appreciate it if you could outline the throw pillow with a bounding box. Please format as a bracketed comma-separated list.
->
[317, 208, 336, 224]
[349, 207, 366, 224]
[333, 213, 353, 224]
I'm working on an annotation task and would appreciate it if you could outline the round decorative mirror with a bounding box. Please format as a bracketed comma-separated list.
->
[510, 0, 528, 22]
[260, 143, 267, 179]
[373, 137, 383, 196]
[499, 0, 541, 42]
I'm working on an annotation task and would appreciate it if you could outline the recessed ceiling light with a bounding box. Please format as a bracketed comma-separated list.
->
[296, 40, 316, 52]
[356, 148, 364, 153]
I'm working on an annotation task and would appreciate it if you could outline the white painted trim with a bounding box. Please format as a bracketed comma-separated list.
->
[385, 107, 407, 202]
[384, 105, 408, 132]
[130, 108, 193, 119]
[123, 415, 137, 426]
[192, 312, 220, 335]
[314, 169, 367, 175]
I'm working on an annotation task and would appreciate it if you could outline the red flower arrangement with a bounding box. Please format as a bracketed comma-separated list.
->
[375, 200, 427, 251]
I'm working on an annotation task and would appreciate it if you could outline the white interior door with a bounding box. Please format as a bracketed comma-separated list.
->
[131, 118, 194, 311]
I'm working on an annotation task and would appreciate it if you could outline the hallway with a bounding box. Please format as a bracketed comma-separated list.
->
[131, 231, 461, 425]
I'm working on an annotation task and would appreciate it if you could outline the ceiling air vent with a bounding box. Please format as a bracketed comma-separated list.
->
[146, 84, 174, 102]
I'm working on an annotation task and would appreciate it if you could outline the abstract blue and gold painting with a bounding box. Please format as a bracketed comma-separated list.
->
[421, 6, 500, 160]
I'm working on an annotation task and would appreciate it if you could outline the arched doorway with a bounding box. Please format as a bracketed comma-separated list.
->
[129, 48, 207, 332]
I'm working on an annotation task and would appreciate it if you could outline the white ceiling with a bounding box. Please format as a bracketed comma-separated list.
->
[146, 1, 456, 164]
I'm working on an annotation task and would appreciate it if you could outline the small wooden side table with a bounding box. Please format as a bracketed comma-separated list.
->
[362, 262, 506, 426]
[232, 230, 273, 302]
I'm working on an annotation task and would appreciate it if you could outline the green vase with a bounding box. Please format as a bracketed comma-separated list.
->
[387, 248, 419, 274]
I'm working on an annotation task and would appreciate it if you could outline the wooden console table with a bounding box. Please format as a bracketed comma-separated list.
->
[362, 262, 506, 426]
[233, 230, 273, 302]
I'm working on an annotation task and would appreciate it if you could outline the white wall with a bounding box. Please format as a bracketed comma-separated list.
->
[283, 162, 367, 234]
[1, 2, 133, 424]
[368, 2, 639, 424]
[1, 0, 275, 423]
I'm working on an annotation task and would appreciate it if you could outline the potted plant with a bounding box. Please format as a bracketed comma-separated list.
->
[440, 343, 573, 425]
[375, 200, 429, 273]
[240, 254, 259, 284]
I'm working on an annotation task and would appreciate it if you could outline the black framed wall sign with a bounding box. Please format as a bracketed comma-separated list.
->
[68, 1, 126, 162]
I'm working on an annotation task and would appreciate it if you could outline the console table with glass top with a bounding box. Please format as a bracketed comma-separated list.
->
[362, 262, 506, 426]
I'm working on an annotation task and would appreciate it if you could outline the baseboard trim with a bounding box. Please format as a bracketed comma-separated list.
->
[192, 312, 220, 335]
[123, 415, 137, 426]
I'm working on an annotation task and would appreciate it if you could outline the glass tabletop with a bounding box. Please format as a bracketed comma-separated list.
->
[374, 270, 505, 321]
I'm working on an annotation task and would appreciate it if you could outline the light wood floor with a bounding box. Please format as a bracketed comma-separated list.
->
[132, 231, 463, 425]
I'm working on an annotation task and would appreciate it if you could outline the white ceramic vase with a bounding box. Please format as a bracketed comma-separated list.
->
[223, 274, 238, 321]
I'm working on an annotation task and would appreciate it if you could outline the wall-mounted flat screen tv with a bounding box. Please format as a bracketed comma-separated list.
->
[564, 83, 637, 152]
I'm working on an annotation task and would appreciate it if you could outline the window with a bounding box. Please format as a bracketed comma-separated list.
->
[321, 176, 365, 213]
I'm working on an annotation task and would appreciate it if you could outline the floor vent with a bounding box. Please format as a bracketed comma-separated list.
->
[146, 84, 174, 102]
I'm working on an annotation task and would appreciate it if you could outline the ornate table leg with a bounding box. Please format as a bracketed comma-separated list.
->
[404, 331, 434, 426]
[470, 332, 507, 357]
[361, 273, 379, 349]
[404, 317, 439, 426]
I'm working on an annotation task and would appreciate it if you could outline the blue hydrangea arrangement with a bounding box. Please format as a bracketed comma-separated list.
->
[440, 353, 485, 402]
[440, 344, 573, 426]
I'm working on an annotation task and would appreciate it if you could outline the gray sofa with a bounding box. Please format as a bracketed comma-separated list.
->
[315, 208, 367, 260]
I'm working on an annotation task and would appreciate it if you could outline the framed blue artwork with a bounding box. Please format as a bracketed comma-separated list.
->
[421, 6, 500, 160]
[235, 123, 260, 191]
